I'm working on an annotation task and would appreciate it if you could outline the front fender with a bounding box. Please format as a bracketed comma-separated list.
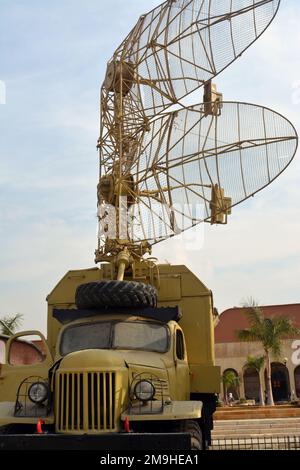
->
[0, 401, 54, 427]
[121, 400, 202, 422]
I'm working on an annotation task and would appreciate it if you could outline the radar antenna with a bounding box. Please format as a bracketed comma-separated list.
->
[95, 0, 298, 280]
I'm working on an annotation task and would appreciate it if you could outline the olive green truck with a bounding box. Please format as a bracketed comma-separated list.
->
[0, 262, 220, 450]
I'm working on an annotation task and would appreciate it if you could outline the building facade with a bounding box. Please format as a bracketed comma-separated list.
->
[215, 304, 300, 402]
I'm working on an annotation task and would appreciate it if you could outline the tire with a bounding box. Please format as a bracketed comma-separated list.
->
[176, 420, 203, 450]
[75, 280, 157, 309]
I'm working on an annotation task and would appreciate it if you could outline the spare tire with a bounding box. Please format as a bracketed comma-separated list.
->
[75, 280, 157, 309]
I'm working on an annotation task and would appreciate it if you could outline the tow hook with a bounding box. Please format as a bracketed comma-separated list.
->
[37, 419, 45, 434]
[124, 416, 131, 433]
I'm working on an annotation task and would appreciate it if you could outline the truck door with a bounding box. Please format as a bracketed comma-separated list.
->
[174, 329, 190, 400]
[0, 331, 52, 403]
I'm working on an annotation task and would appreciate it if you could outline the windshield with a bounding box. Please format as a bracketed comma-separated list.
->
[60, 321, 169, 356]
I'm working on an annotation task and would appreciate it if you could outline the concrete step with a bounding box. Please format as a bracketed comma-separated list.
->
[214, 423, 300, 431]
[213, 421, 300, 431]
[214, 417, 300, 426]
[213, 425, 300, 431]
[217, 405, 296, 411]
[212, 429, 300, 436]
[213, 427, 300, 433]
[212, 417, 300, 440]
[214, 406, 300, 420]
[212, 430, 300, 437]
[212, 433, 300, 440]
[214, 410, 300, 421]
[213, 426, 300, 432]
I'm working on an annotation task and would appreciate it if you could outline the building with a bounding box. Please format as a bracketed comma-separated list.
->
[215, 304, 300, 403]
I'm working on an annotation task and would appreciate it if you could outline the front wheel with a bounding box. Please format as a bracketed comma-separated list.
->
[175, 420, 203, 450]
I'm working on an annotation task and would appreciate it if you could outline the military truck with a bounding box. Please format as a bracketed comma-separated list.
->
[0, 262, 219, 450]
[1, 0, 294, 453]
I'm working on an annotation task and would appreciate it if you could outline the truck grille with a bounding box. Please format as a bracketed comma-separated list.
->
[55, 371, 116, 433]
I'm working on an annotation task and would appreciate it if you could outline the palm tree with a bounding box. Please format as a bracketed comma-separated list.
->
[0, 313, 24, 336]
[237, 303, 299, 406]
[223, 370, 240, 404]
[244, 355, 265, 406]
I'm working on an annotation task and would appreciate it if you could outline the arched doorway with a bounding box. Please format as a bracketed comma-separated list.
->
[244, 367, 260, 403]
[270, 363, 290, 402]
[294, 366, 300, 399]
[223, 368, 240, 401]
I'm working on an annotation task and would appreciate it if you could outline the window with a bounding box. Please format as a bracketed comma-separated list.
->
[61, 322, 111, 356]
[114, 321, 169, 352]
[223, 368, 240, 401]
[243, 367, 260, 402]
[176, 330, 185, 360]
[60, 320, 170, 355]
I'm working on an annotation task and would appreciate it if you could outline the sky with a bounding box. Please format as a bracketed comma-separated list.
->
[0, 0, 299, 334]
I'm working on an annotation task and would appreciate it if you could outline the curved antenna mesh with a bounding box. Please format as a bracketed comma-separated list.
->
[98, 102, 297, 246]
[110, 0, 280, 116]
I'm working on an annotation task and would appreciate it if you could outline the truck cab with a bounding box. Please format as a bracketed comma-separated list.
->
[54, 314, 193, 432]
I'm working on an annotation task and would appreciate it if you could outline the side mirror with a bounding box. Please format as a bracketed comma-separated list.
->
[6, 330, 52, 366]
[0, 337, 5, 364]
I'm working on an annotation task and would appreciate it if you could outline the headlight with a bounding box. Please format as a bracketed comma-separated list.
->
[134, 380, 155, 402]
[28, 382, 49, 404]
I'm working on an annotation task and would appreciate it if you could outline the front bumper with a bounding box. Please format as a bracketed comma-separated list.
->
[0, 432, 190, 450]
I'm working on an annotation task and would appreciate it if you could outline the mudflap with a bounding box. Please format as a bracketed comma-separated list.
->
[0, 432, 190, 451]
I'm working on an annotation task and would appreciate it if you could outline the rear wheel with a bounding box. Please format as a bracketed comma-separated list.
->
[75, 280, 157, 309]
